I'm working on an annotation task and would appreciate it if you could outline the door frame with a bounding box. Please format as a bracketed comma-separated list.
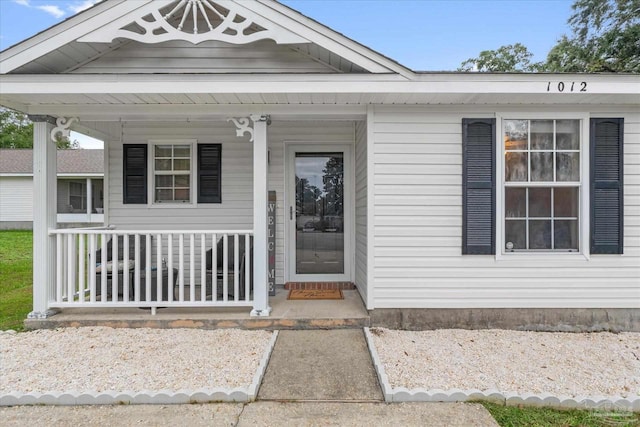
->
[284, 142, 355, 283]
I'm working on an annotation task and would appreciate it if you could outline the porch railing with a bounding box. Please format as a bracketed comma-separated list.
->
[49, 228, 253, 313]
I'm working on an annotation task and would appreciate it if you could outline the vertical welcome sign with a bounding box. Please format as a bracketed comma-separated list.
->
[268, 191, 276, 296]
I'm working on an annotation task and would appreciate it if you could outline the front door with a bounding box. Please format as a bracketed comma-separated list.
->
[286, 144, 352, 282]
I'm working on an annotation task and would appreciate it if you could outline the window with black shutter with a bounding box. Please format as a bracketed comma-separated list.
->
[198, 144, 222, 203]
[123, 144, 147, 204]
[590, 118, 624, 254]
[462, 118, 496, 255]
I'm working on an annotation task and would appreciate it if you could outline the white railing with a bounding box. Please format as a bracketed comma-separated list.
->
[49, 228, 253, 313]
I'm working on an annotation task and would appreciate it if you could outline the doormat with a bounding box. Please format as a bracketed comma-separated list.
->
[287, 289, 344, 300]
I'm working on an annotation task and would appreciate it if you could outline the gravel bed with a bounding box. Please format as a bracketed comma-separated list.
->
[369, 328, 640, 398]
[0, 327, 273, 394]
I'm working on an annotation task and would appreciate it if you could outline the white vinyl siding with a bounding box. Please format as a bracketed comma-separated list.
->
[72, 40, 339, 74]
[108, 120, 355, 287]
[371, 105, 640, 309]
[355, 120, 368, 302]
[0, 177, 33, 222]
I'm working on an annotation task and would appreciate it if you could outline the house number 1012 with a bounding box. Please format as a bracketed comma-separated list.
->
[547, 81, 587, 92]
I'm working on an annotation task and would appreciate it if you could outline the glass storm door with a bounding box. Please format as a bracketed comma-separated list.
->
[294, 152, 345, 276]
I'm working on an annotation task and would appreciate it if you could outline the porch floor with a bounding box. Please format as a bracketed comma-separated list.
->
[24, 288, 369, 330]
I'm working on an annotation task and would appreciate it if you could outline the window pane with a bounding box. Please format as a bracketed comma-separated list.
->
[155, 159, 171, 171]
[505, 220, 526, 250]
[529, 220, 551, 249]
[504, 120, 528, 150]
[505, 188, 526, 218]
[174, 175, 190, 187]
[156, 189, 172, 202]
[174, 189, 190, 201]
[505, 152, 528, 182]
[531, 120, 553, 150]
[556, 120, 580, 150]
[554, 187, 579, 217]
[174, 146, 190, 158]
[155, 145, 172, 157]
[529, 188, 551, 217]
[155, 175, 172, 187]
[174, 159, 190, 171]
[531, 152, 553, 181]
[554, 220, 578, 250]
[556, 152, 580, 181]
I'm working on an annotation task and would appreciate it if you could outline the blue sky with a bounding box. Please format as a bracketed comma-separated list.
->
[0, 0, 575, 147]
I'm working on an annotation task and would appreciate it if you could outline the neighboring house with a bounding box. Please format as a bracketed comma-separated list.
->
[0, 149, 104, 229]
[0, 0, 637, 327]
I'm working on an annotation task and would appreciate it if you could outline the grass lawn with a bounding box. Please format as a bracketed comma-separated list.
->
[482, 402, 640, 427]
[0, 230, 32, 331]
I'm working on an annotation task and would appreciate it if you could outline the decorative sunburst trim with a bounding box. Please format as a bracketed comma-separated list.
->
[79, 0, 309, 45]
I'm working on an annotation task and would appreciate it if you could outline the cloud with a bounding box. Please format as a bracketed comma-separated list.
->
[36, 5, 66, 18]
[12, 0, 67, 19]
[68, 0, 101, 14]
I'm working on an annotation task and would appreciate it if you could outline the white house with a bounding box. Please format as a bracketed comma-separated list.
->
[0, 0, 638, 329]
[0, 149, 104, 229]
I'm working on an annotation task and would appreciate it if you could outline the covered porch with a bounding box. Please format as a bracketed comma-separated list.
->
[26, 107, 370, 320]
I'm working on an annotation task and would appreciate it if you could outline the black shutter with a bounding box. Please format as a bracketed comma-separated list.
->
[123, 144, 147, 204]
[590, 118, 624, 254]
[462, 118, 496, 254]
[198, 144, 222, 203]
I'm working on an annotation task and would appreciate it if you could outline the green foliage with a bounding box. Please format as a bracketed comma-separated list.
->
[482, 402, 640, 427]
[0, 230, 33, 331]
[0, 108, 79, 149]
[546, 0, 640, 72]
[459, 43, 543, 72]
[459, 0, 639, 72]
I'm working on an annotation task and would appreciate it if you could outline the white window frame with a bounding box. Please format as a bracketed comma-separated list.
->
[148, 139, 197, 206]
[68, 181, 86, 211]
[495, 113, 590, 261]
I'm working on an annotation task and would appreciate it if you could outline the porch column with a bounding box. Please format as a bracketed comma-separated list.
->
[250, 114, 271, 316]
[28, 117, 57, 318]
[86, 178, 93, 218]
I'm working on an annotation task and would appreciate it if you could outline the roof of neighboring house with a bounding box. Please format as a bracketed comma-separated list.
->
[0, 149, 104, 175]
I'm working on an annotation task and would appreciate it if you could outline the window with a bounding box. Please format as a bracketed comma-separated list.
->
[123, 142, 221, 205]
[69, 181, 86, 211]
[503, 119, 581, 252]
[462, 116, 624, 256]
[153, 144, 191, 203]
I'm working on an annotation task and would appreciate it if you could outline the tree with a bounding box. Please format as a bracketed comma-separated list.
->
[0, 108, 79, 149]
[545, 0, 640, 72]
[458, 43, 543, 72]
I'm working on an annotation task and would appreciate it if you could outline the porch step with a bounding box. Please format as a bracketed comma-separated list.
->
[24, 289, 370, 331]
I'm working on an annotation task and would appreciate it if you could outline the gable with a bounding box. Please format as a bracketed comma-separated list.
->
[68, 40, 358, 74]
[1, 0, 408, 76]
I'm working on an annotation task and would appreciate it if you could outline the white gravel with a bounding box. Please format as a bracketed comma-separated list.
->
[370, 328, 640, 398]
[0, 327, 273, 394]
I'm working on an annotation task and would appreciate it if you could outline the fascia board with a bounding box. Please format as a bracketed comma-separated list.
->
[1, 74, 638, 95]
[254, 0, 414, 78]
[0, 0, 149, 74]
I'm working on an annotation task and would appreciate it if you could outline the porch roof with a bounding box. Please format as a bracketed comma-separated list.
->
[1, 73, 638, 121]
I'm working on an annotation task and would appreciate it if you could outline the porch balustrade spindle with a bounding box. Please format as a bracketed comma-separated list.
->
[245, 234, 250, 302]
[223, 234, 229, 302]
[234, 234, 239, 302]
[157, 234, 163, 304]
[56, 234, 63, 303]
[100, 233, 107, 303]
[168, 234, 174, 303]
[200, 234, 206, 302]
[190, 234, 195, 302]
[111, 233, 118, 302]
[179, 234, 185, 301]
[123, 234, 129, 302]
[89, 234, 96, 303]
[78, 234, 85, 303]
[145, 235, 152, 303]
[211, 233, 217, 301]
[134, 234, 140, 302]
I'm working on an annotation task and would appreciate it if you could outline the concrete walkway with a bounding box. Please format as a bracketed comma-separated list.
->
[1, 402, 499, 426]
[258, 329, 383, 401]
